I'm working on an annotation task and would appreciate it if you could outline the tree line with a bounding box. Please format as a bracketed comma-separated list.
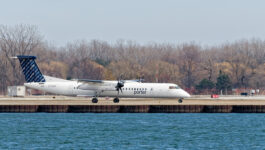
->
[0, 25, 264, 95]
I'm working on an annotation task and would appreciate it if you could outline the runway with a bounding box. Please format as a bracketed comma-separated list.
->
[0, 96, 264, 113]
[0, 95, 265, 105]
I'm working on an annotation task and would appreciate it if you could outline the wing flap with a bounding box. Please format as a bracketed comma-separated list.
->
[77, 82, 116, 91]
[76, 79, 103, 83]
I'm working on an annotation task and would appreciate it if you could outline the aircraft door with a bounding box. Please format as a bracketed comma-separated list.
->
[68, 82, 77, 96]
[68, 84, 74, 95]
[150, 87, 154, 97]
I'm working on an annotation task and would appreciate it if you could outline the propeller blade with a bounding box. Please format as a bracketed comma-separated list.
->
[115, 80, 124, 95]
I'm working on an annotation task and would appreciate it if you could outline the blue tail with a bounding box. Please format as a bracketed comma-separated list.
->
[17, 55, 45, 82]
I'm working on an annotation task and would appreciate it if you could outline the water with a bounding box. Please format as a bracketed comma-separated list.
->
[0, 113, 264, 150]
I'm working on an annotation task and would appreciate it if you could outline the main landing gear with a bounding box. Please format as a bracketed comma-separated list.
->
[178, 98, 183, 103]
[113, 97, 120, 103]
[92, 97, 98, 103]
[91, 97, 120, 103]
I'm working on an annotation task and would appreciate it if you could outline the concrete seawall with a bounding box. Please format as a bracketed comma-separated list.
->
[0, 96, 265, 113]
[1, 105, 265, 113]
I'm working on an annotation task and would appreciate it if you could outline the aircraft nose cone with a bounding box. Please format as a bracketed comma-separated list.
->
[184, 92, 191, 98]
[181, 90, 191, 98]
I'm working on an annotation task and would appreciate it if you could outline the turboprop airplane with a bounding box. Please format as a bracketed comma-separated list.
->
[14, 55, 190, 103]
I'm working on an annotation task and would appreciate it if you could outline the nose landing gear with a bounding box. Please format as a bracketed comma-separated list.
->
[178, 98, 183, 103]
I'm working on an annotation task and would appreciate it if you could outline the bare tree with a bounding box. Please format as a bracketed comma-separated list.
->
[200, 49, 218, 82]
[0, 24, 265, 95]
[0, 24, 42, 85]
[177, 43, 201, 88]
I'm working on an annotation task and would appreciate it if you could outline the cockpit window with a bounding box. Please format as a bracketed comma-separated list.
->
[169, 86, 180, 89]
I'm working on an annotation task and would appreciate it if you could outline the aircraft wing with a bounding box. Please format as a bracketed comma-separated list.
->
[76, 79, 143, 83]
[125, 79, 144, 83]
[76, 78, 129, 93]
[77, 79, 116, 91]
[77, 79, 103, 83]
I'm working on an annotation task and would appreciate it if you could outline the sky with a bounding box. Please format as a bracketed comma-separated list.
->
[1, 0, 265, 46]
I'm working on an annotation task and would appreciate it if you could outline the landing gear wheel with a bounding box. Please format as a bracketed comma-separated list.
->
[113, 97, 119, 103]
[92, 97, 98, 103]
[178, 98, 183, 103]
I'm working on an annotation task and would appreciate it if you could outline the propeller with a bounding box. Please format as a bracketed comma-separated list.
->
[115, 75, 124, 95]
[115, 81, 124, 94]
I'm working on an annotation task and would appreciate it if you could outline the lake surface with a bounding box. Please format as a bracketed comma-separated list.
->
[0, 113, 264, 150]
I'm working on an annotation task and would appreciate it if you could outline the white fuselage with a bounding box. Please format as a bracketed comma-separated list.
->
[24, 80, 190, 98]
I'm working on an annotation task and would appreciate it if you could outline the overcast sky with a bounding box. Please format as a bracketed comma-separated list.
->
[1, 0, 265, 46]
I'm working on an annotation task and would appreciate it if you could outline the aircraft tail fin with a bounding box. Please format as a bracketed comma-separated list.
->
[16, 55, 45, 83]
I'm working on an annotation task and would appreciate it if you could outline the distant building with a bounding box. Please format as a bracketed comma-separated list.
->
[7, 86, 26, 97]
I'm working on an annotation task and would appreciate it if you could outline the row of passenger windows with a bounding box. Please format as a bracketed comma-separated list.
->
[122, 86, 179, 91]
[122, 88, 148, 91]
